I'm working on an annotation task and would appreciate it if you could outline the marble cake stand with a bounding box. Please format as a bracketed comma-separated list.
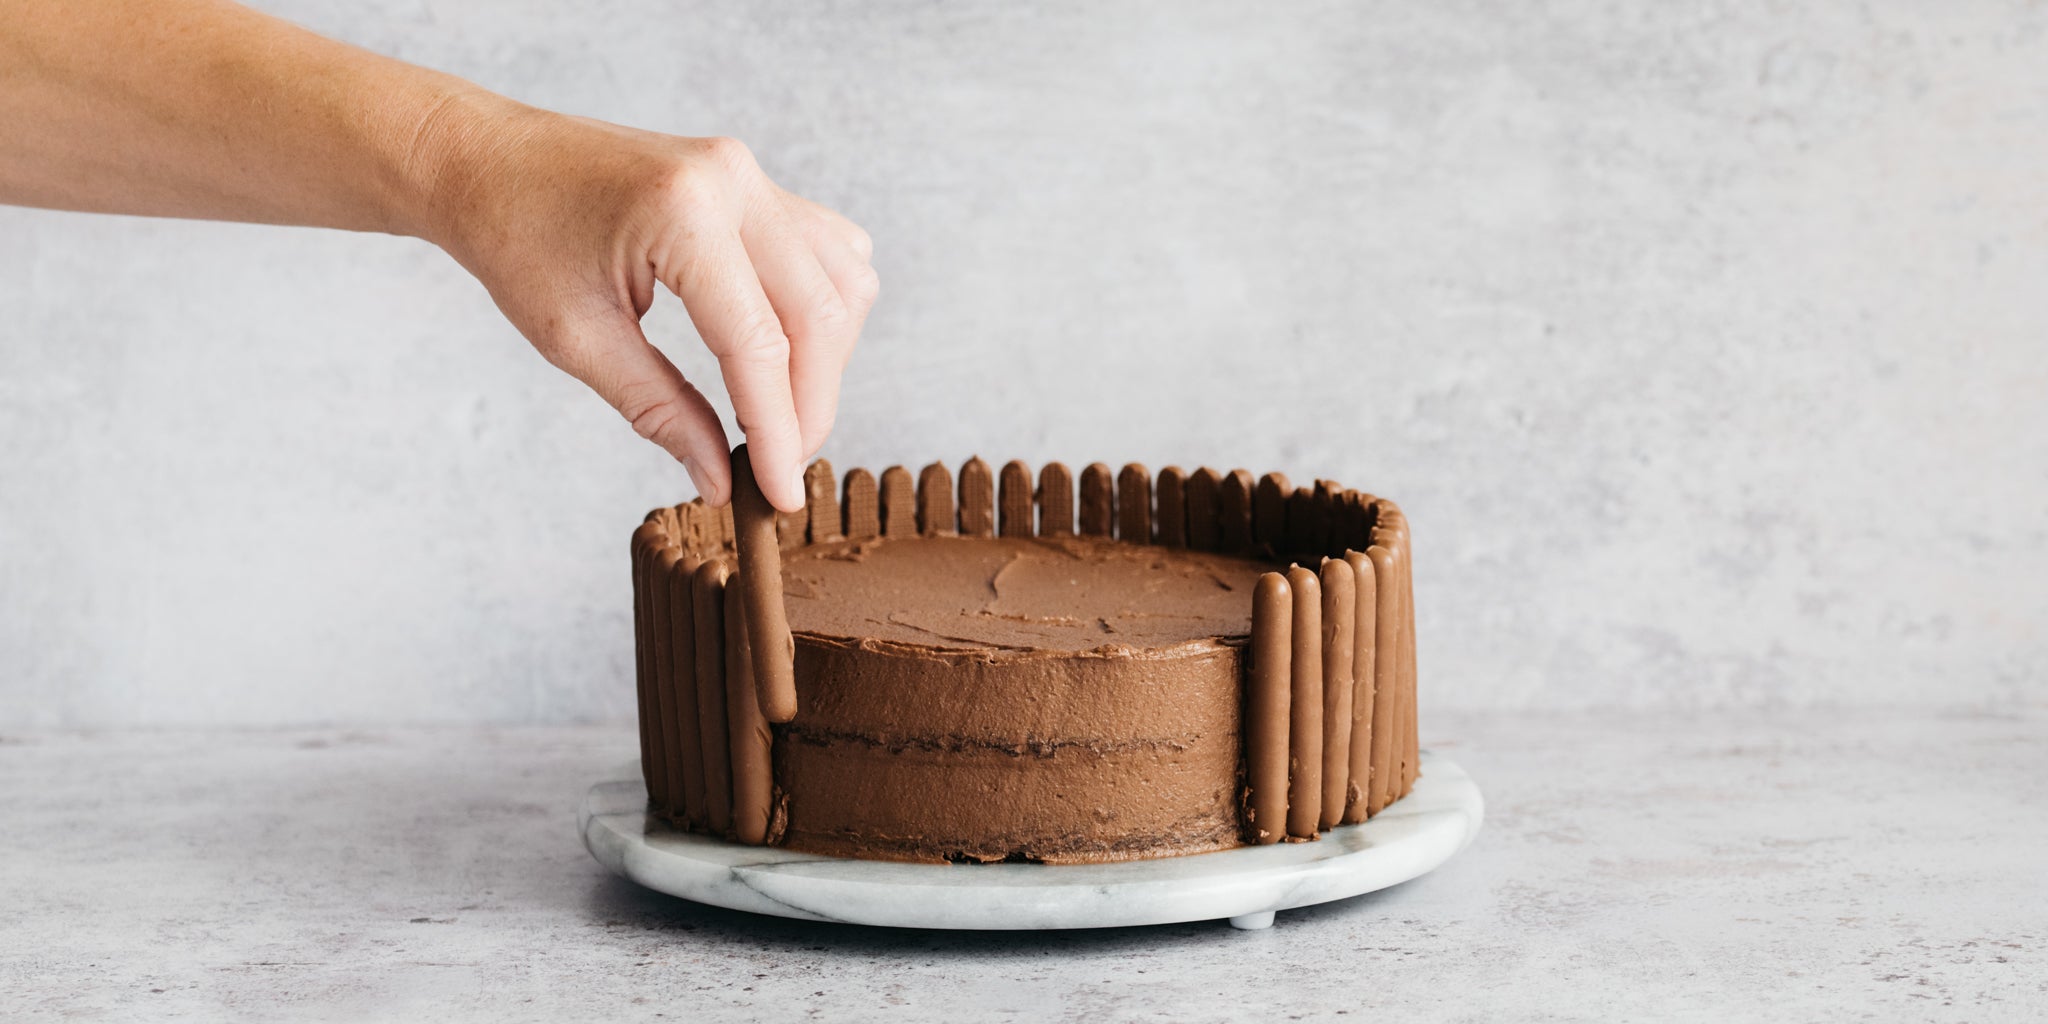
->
[581, 751, 1481, 931]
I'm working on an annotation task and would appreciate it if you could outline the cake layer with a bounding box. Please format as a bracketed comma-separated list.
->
[773, 535, 1272, 863]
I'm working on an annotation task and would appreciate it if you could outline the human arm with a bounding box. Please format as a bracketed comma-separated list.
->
[0, 0, 875, 509]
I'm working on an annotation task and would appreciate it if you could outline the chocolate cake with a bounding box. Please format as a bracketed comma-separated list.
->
[629, 454, 1419, 864]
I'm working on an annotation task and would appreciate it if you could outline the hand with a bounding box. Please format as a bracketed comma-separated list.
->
[0, 1, 871, 511]
[424, 105, 877, 511]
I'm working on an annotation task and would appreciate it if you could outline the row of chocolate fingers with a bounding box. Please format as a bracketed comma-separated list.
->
[627, 526, 778, 843]
[1244, 511, 1419, 842]
[749, 456, 1394, 564]
[631, 456, 1419, 847]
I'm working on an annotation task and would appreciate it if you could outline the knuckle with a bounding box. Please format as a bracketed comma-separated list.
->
[719, 312, 791, 363]
[845, 263, 880, 306]
[532, 328, 595, 376]
[697, 135, 757, 173]
[624, 394, 686, 444]
[658, 165, 726, 222]
[846, 225, 874, 260]
[808, 292, 854, 335]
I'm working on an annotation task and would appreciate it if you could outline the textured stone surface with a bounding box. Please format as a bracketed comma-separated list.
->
[1, 710, 2041, 1021]
[3, 1, 2046, 727]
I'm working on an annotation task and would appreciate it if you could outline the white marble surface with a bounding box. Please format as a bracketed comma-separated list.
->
[2, 708, 2043, 1022]
[581, 753, 1481, 931]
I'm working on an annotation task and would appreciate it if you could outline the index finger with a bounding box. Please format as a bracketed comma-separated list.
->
[662, 226, 808, 512]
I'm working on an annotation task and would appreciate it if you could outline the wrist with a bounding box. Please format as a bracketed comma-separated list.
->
[390, 80, 537, 255]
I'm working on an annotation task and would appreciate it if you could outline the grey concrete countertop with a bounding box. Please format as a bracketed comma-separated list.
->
[2, 709, 2041, 1022]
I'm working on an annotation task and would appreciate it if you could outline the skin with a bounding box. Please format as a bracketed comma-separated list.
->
[0, 0, 876, 511]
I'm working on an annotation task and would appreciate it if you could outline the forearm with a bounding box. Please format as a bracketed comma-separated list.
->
[0, 0, 506, 238]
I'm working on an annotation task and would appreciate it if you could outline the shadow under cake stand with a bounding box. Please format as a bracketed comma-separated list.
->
[580, 750, 1481, 931]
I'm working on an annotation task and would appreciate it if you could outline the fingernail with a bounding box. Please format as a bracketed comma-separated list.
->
[791, 468, 809, 507]
[682, 456, 715, 502]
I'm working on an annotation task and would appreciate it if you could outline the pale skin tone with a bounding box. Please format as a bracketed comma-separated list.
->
[0, 0, 876, 511]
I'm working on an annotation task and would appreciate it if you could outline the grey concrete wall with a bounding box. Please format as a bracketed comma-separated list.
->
[3, 1, 2042, 728]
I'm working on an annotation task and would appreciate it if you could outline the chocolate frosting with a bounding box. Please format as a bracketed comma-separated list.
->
[771, 533, 1278, 864]
[779, 534, 1265, 654]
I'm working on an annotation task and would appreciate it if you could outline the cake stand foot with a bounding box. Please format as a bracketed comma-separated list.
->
[1227, 911, 1275, 931]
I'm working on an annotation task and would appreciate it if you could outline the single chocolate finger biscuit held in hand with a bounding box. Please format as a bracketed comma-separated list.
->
[729, 445, 798, 723]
